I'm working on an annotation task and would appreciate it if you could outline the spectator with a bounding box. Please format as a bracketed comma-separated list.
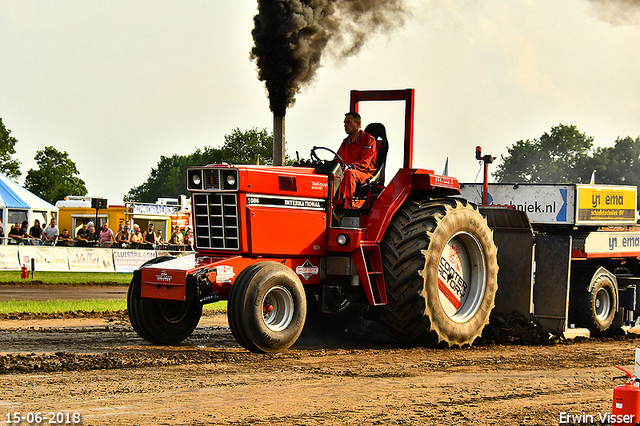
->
[169, 225, 180, 245]
[75, 223, 90, 247]
[19, 221, 29, 243]
[129, 224, 144, 247]
[114, 224, 129, 247]
[29, 219, 44, 245]
[57, 229, 73, 246]
[99, 222, 115, 248]
[143, 223, 158, 249]
[155, 229, 165, 248]
[43, 218, 59, 245]
[184, 227, 193, 249]
[87, 224, 99, 246]
[8, 223, 22, 244]
[115, 224, 129, 248]
[115, 223, 124, 237]
[0, 219, 4, 244]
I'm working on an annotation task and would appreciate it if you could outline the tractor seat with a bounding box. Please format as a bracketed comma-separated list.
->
[353, 123, 389, 198]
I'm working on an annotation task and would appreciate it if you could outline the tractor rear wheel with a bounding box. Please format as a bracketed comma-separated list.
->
[127, 257, 202, 345]
[227, 261, 307, 353]
[380, 198, 498, 346]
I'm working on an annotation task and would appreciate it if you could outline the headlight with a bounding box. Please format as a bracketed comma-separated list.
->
[187, 170, 203, 190]
[222, 170, 238, 190]
[337, 234, 350, 246]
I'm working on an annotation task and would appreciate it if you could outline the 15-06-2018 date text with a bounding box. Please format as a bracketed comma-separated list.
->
[4, 412, 81, 425]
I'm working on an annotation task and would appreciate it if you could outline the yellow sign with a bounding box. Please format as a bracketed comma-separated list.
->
[576, 185, 637, 224]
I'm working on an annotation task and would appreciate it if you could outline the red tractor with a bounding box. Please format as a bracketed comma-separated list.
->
[127, 89, 499, 353]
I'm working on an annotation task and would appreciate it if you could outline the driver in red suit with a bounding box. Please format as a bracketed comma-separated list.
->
[335, 112, 377, 208]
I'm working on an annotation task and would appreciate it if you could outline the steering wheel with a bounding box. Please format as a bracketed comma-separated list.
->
[310, 146, 345, 170]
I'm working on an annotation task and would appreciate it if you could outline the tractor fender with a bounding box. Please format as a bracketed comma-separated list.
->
[184, 256, 324, 301]
[364, 169, 461, 243]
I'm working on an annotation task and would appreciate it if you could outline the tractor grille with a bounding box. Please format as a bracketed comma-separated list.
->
[193, 193, 239, 250]
[203, 169, 221, 190]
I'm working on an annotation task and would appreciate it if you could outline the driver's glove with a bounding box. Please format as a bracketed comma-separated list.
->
[347, 164, 354, 169]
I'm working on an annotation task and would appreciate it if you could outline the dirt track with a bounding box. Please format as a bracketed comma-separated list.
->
[0, 284, 638, 425]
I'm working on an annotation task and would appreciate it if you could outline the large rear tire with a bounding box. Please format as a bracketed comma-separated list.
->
[380, 198, 498, 346]
[227, 261, 306, 353]
[127, 257, 202, 345]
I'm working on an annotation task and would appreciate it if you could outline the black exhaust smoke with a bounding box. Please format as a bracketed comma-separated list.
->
[251, 0, 407, 118]
[586, 0, 640, 24]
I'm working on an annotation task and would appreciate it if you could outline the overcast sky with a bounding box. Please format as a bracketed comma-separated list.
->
[1, 0, 640, 205]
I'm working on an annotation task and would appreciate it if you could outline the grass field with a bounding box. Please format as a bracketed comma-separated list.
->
[0, 271, 228, 313]
[0, 299, 228, 314]
[0, 299, 127, 314]
[0, 271, 133, 284]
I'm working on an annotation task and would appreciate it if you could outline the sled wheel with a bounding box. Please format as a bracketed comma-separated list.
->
[127, 256, 202, 345]
[572, 270, 618, 334]
[380, 198, 498, 346]
[227, 261, 306, 353]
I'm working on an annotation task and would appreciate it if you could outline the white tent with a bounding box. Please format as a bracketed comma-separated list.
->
[0, 173, 58, 235]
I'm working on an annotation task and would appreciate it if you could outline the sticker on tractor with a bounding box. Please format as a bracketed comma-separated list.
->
[437, 244, 468, 312]
[245, 194, 326, 210]
[448, 244, 462, 272]
[215, 265, 235, 283]
[295, 260, 319, 281]
[311, 180, 328, 191]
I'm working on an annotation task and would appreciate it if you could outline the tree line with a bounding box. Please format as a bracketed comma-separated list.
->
[494, 124, 640, 188]
[2, 117, 639, 205]
[0, 118, 274, 205]
[0, 118, 87, 204]
[124, 128, 274, 202]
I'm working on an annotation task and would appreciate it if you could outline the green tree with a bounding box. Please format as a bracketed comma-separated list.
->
[493, 124, 594, 183]
[125, 128, 274, 203]
[124, 148, 224, 203]
[220, 128, 273, 165]
[24, 146, 87, 204]
[588, 136, 640, 185]
[0, 118, 22, 180]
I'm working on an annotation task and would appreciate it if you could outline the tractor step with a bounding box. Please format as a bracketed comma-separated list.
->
[353, 242, 387, 306]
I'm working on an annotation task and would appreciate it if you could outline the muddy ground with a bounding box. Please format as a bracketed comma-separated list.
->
[0, 283, 638, 425]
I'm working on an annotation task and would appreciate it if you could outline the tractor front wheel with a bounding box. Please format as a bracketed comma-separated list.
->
[380, 198, 498, 346]
[127, 277, 202, 345]
[227, 261, 307, 353]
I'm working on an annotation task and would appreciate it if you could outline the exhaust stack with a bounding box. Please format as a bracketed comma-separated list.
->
[273, 115, 285, 166]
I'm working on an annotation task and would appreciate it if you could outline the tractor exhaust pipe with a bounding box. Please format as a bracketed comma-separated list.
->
[475, 146, 494, 205]
[273, 115, 285, 166]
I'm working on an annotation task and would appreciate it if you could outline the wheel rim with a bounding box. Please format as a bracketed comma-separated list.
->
[158, 300, 190, 324]
[437, 232, 487, 323]
[595, 287, 612, 321]
[262, 285, 295, 332]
